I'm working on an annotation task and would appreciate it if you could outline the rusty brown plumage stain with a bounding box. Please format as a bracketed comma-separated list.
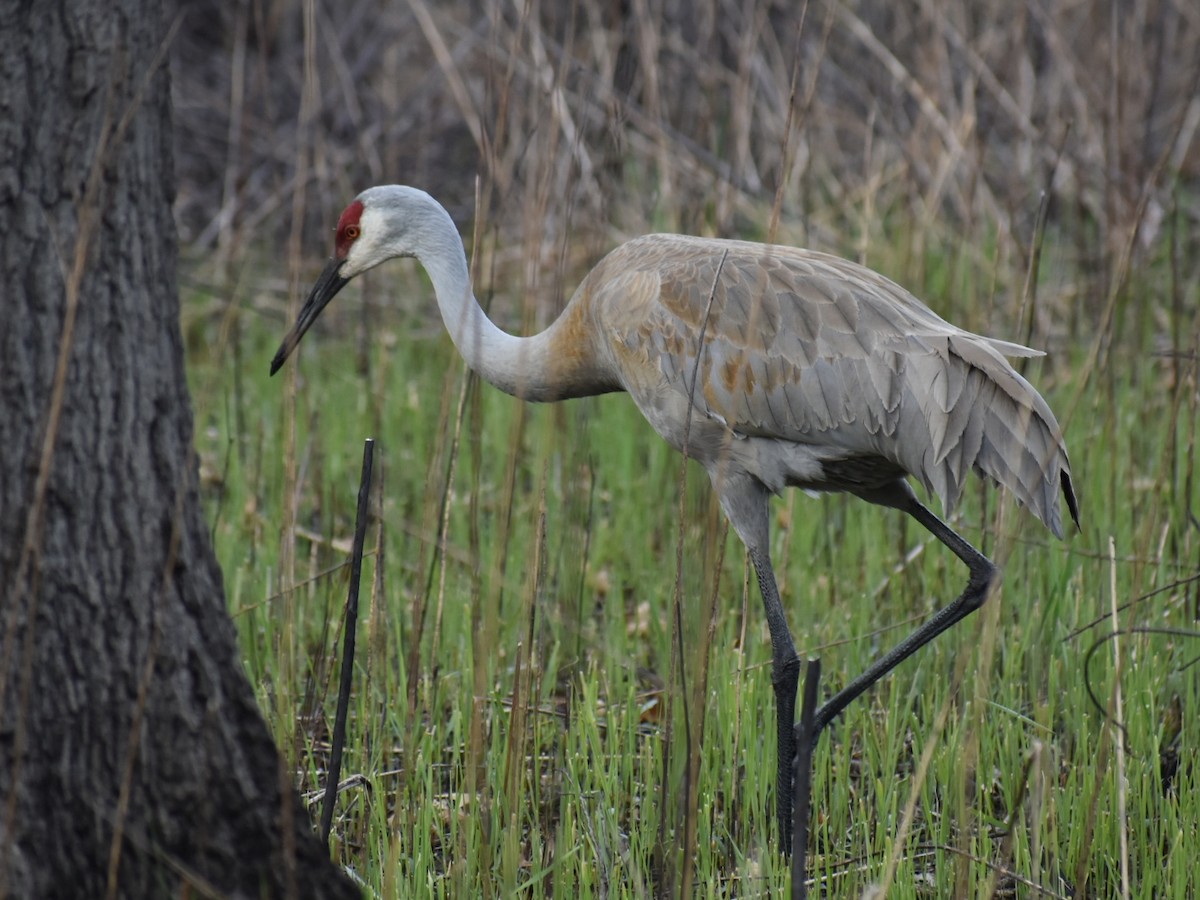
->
[742, 359, 757, 394]
[721, 355, 741, 392]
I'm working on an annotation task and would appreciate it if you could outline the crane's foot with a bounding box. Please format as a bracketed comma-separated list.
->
[789, 658, 823, 900]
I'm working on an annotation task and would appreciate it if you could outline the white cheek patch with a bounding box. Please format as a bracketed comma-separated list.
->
[340, 206, 388, 277]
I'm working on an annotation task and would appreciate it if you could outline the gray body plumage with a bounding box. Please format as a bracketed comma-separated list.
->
[578, 234, 1076, 538]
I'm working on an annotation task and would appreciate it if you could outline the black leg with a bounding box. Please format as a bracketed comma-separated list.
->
[788, 493, 996, 897]
[747, 546, 801, 851]
[722, 481, 997, 872]
[717, 481, 802, 853]
[791, 658, 821, 900]
[806, 495, 996, 738]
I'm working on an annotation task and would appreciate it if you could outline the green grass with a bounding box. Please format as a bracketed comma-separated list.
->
[187, 235, 1198, 897]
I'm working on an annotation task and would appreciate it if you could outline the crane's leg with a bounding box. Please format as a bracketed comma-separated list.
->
[783, 486, 995, 894]
[746, 544, 801, 849]
[798, 485, 997, 747]
[716, 481, 801, 851]
[791, 657, 822, 899]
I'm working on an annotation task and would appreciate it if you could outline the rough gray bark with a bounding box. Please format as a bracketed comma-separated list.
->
[0, 3, 358, 898]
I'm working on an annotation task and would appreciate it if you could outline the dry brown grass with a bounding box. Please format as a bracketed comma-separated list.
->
[173, 0, 1198, 311]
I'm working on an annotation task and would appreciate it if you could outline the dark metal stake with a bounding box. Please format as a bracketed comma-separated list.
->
[320, 438, 375, 845]
[791, 657, 822, 900]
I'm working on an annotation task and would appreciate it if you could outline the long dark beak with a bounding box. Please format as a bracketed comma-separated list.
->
[269, 258, 351, 375]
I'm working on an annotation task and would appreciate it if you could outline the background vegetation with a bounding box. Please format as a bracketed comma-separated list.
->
[175, 0, 1199, 895]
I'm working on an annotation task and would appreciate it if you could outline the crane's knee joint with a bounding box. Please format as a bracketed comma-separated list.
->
[963, 561, 998, 612]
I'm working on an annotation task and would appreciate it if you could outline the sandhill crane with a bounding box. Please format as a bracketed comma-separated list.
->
[270, 185, 1078, 866]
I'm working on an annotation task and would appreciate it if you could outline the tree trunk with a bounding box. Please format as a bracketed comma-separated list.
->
[0, 3, 358, 897]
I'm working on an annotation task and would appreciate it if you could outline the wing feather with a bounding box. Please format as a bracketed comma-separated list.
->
[590, 235, 1076, 534]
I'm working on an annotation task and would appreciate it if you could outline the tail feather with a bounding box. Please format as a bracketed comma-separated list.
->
[910, 335, 1076, 538]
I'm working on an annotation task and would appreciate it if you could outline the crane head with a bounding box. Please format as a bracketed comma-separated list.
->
[269, 186, 447, 375]
[269, 199, 368, 375]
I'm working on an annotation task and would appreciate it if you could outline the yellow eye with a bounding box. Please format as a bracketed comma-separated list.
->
[344, 224, 360, 240]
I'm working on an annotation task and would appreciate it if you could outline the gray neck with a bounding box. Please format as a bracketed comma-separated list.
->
[413, 198, 577, 401]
